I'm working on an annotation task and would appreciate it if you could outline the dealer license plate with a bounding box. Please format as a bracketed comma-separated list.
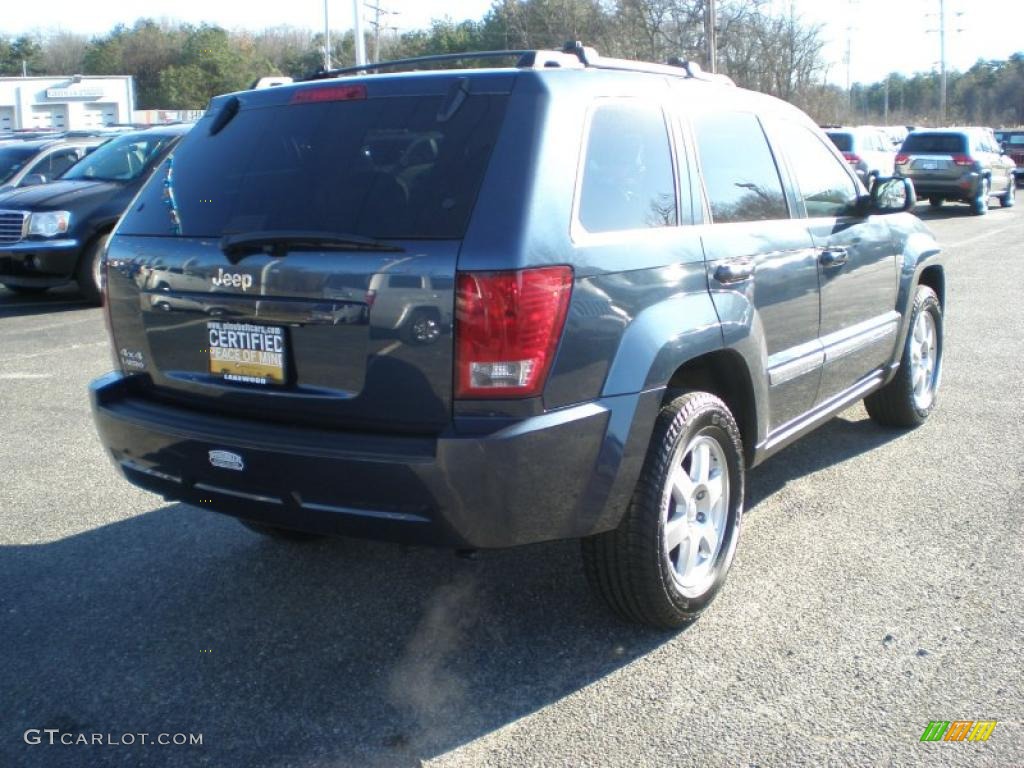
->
[207, 321, 287, 385]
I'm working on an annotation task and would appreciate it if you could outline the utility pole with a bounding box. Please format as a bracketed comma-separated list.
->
[352, 0, 367, 66]
[705, 0, 717, 73]
[365, 2, 400, 64]
[844, 0, 858, 121]
[884, 75, 890, 125]
[323, 0, 331, 70]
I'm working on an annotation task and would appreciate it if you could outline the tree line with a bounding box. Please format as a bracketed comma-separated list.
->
[1, 0, 1021, 126]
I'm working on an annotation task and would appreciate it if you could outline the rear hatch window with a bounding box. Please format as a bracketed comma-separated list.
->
[826, 132, 853, 152]
[108, 83, 511, 434]
[900, 133, 967, 154]
[119, 90, 509, 239]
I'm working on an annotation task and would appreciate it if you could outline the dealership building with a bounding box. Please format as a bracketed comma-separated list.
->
[0, 75, 135, 132]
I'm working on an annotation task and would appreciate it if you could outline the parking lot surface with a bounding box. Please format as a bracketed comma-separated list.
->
[1, 202, 1022, 767]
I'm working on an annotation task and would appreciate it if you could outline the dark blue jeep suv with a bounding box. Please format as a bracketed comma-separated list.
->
[90, 44, 944, 627]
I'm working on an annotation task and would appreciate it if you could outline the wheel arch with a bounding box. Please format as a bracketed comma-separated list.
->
[917, 264, 945, 307]
[663, 349, 759, 466]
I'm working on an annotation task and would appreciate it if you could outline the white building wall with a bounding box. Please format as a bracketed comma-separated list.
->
[0, 76, 134, 131]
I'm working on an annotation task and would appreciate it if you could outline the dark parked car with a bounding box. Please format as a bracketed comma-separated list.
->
[994, 129, 1024, 185]
[0, 124, 191, 302]
[91, 44, 944, 627]
[0, 137, 106, 193]
[895, 127, 1016, 213]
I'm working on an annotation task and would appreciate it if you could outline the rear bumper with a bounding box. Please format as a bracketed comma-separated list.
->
[90, 372, 662, 549]
[902, 174, 980, 200]
[0, 238, 81, 286]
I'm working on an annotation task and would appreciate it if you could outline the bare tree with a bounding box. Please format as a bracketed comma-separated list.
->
[40, 30, 89, 75]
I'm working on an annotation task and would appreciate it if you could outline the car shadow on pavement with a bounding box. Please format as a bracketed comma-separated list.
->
[911, 203, 1014, 222]
[0, 286, 90, 318]
[746, 411, 904, 510]
[0, 505, 672, 768]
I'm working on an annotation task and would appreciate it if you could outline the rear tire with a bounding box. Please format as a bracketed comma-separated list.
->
[582, 392, 745, 628]
[864, 285, 942, 428]
[928, 197, 943, 208]
[2, 284, 48, 296]
[971, 178, 990, 215]
[239, 520, 325, 541]
[1000, 179, 1015, 207]
[75, 234, 109, 305]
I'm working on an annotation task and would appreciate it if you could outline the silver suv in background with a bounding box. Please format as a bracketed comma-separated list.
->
[0, 137, 105, 192]
[825, 126, 895, 188]
[895, 127, 1016, 214]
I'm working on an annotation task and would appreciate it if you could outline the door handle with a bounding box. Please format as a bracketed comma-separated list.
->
[714, 258, 755, 284]
[819, 247, 849, 267]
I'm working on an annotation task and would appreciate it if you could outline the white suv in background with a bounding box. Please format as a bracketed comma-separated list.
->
[825, 126, 896, 188]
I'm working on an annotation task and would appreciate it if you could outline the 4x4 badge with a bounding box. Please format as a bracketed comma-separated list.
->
[208, 450, 244, 471]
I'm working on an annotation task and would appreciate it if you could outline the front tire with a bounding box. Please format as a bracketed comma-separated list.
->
[864, 285, 942, 427]
[582, 392, 745, 628]
[75, 234, 109, 305]
[928, 196, 943, 208]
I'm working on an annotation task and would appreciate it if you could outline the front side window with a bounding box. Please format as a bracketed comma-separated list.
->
[41, 149, 81, 178]
[693, 111, 788, 224]
[578, 102, 678, 233]
[62, 133, 176, 182]
[772, 120, 859, 218]
[0, 145, 36, 185]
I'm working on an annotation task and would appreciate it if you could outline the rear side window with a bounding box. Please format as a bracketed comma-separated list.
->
[693, 111, 788, 224]
[901, 133, 967, 154]
[827, 132, 853, 152]
[578, 102, 678, 233]
[119, 93, 508, 240]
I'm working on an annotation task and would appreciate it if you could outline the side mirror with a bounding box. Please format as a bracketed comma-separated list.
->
[868, 176, 916, 214]
[21, 173, 47, 187]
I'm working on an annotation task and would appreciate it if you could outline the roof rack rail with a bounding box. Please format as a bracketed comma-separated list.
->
[302, 49, 582, 81]
[299, 41, 734, 86]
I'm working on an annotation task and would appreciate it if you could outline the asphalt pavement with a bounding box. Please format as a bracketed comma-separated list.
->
[0, 198, 1021, 767]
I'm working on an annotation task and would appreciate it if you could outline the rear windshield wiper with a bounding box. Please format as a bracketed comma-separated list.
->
[220, 229, 404, 263]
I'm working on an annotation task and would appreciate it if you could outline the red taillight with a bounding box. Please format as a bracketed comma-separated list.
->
[952, 154, 973, 166]
[364, 288, 377, 308]
[895, 153, 910, 165]
[455, 266, 573, 399]
[842, 152, 861, 164]
[290, 84, 367, 104]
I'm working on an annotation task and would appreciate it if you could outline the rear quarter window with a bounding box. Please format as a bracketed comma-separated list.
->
[577, 101, 679, 233]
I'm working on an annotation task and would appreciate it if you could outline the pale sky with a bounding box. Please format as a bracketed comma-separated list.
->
[2, 0, 1022, 86]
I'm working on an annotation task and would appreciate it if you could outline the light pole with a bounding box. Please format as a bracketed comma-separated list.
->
[353, 0, 367, 66]
[705, 0, 717, 73]
[939, 0, 946, 123]
[323, 0, 331, 70]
